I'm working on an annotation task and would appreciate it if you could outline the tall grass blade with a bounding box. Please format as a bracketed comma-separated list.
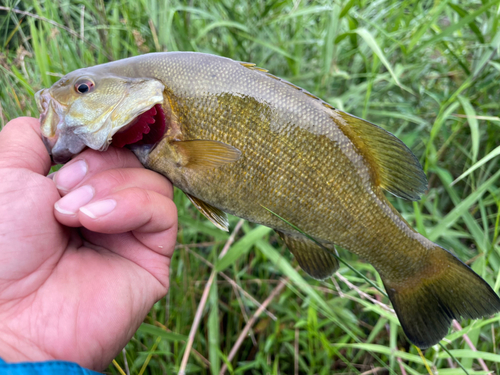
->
[429, 168, 500, 241]
[457, 95, 480, 163]
[452, 145, 500, 185]
[415, 0, 499, 52]
[355, 28, 401, 87]
[216, 225, 272, 272]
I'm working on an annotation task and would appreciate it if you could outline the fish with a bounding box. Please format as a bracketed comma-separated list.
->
[35, 52, 500, 349]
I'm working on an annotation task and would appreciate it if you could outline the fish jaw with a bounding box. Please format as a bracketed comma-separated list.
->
[36, 88, 86, 164]
[35, 78, 166, 164]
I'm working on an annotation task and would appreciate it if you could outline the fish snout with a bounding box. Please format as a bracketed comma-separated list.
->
[49, 148, 73, 164]
[35, 89, 85, 164]
[36, 89, 61, 140]
[45, 129, 87, 165]
[40, 134, 71, 164]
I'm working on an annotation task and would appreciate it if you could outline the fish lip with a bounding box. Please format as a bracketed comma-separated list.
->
[50, 150, 73, 165]
[35, 89, 48, 113]
[36, 89, 85, 164]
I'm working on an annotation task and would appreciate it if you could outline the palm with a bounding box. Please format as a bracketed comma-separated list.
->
[0, 118, 177, 370]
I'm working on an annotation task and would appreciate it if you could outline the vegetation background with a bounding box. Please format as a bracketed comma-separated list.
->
[1, 0, 500, 374]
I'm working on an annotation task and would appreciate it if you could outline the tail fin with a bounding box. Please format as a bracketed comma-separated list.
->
[382, 246, 500, 348]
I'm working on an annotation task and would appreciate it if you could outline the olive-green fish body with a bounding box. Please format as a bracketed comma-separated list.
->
[35, 52, 500, 349]
[132, 54, 424, 276]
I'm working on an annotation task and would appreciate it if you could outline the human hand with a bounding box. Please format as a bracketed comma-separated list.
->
[0, 117, 177, 370]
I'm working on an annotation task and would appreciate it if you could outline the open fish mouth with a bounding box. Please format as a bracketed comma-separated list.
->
[111, 104, 167, 149]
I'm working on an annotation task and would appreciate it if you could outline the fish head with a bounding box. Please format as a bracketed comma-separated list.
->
[35, 68, 165, 164]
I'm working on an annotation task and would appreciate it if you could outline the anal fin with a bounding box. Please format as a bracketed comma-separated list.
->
[278, 232, 339, 280]
[186, 193, 229, 232]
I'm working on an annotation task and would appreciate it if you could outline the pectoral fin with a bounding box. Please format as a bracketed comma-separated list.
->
[278, 232, 339, 280]
[173, 140, 241, 169]
[186, 193, 229, 232]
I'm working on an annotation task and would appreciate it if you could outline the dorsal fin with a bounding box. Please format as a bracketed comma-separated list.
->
[239, 61, 426, 200]
[240, 61, 336, 111]
[337, 112, 428, 201]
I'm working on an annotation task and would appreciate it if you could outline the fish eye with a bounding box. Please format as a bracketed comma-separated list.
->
[74, 79, 95, 94]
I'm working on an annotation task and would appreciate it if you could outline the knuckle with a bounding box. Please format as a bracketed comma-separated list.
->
[140, 189, 155, 207]
[107, 147, 141, 168]
[92, 168, 130, 191]
[125, 187, 154, 209]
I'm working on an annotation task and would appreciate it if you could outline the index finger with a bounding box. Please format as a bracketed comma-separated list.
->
[53, 146, 145, 195]
[0, 117, 51, 175]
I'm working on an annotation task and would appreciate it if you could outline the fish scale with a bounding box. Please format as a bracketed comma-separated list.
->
[35, 51, 500, 349]
[150, 82, 421, 269]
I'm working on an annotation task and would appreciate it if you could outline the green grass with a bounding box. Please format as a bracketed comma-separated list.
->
[2, 0, 500, 373]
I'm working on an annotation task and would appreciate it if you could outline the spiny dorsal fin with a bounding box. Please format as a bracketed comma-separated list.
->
[240, 62, 268, 72]
[239, 61, 336, 111]
[186, 193, 229, 231]
[337, 112, 427, 201]
[173, 140, 241, 169]
[278, 231, 339, 280]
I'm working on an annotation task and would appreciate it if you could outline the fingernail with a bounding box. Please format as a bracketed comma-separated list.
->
[55, 159, 88, 192]
[54, 185, 94, 215]
[80, 199, 117, 219]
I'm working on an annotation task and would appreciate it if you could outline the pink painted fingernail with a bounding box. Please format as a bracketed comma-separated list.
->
[80, 199, 117, 219]
[54, 185, 94, 215]
[55, 159, 88, 192]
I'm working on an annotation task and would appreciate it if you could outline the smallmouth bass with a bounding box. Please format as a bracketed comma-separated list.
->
[35, 52, 500, 348]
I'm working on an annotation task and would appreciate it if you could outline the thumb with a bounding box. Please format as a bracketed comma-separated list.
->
[0, 117, 52, 175]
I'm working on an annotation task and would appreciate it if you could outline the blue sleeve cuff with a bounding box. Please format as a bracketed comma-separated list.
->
[0, 357, 101, 375]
